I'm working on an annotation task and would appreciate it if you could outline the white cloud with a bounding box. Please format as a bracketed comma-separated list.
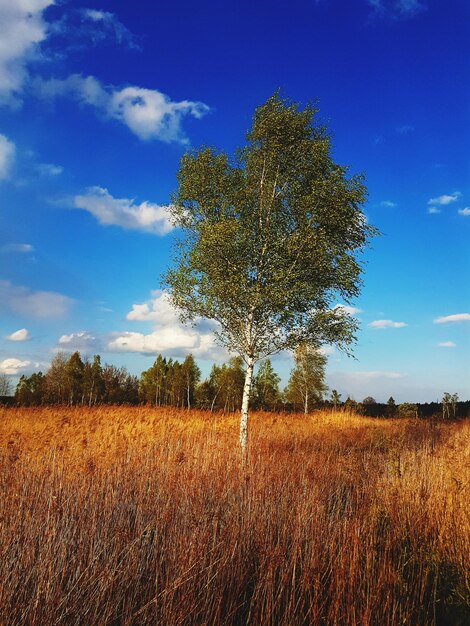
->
[6, 328, 30, 341]
[1, 242, 33, 253]
[428, 191, 462, 206]
[36, 162, 63, 176]
[0, 357, 30, 375]
[109, 290, 226, 359]
[334, 304, 363, 316]
[379, 200, 396, 208]
[434, 313, 470, 324]
[458, 207, 470, 216]
[427, 206, 441, 215]
[57, 330, 100, 353]
[438, 342, 456, 348]
[34, 74, 210, 143]
[368, 319, 407, 329]
[0, 279, 73, 318]
[74, 186, 174, 235]
[0, 0, 53, 104]
[0, 133, 15, 179]
[107, 329, 220, 358]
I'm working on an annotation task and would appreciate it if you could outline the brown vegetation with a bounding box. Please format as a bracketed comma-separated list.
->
[0, 406, 468, 625]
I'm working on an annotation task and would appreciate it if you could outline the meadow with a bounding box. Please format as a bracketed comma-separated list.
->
[0, 406, 468, 625]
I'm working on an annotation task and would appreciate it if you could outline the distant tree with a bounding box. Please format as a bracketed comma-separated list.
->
[66, 351, 85, 405]
[206, 358, 245, 413]
[44, 352, 69, 404]
[386, 396, 396, 417]
[362, 396, 376, 405]
[442, 392, 452, 419]
[286, 344, 327, 414]
[398, 402, 418, 418]
[442, 392, 459, 419]
[181, 354, 201, 408]
[195, 379, 214, 410]
[253, 359, 281, 411]
[140, 355, 169, 406]
[15, 372, 44, 405]
[330, 389, 342, 410]
[343, 397, 360, 413]
[102, 364, 139, 404]
[83, 355, 104, 406]
[0, 373, 11, 397]
[164, 92, 375, 455]
[450, 393, 459, 419]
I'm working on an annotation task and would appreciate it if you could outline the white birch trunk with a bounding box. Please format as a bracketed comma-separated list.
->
[240, 357, 254, 458]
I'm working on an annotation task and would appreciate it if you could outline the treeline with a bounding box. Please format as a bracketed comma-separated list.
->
[343, 396, 470, 419]
[13, 348, 326, 412]
[11, 350, 469, 417]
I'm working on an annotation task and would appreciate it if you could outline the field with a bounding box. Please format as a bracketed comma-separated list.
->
[0, 406, 468, 625]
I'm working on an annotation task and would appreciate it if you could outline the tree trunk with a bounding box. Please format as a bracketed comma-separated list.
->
[240, 357, 254, 458]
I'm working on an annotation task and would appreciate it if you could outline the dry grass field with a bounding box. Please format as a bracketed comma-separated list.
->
[0, 406, 468, 625]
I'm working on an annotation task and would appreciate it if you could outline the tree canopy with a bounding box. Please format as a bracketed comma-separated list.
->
[165, 92, 376, 453]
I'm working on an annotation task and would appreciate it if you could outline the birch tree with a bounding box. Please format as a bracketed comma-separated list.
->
[286, 343, 327, 413]
[165, 92, 375, 455]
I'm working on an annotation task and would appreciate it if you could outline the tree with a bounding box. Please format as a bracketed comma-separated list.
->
[387, 396, 396, 417]
[165, 92, 375, 454]
[362, 396, 376, 405]
[0, 373, 11, 397]
[181, 354, 201, 408]
[285, 343, 327, 413]
[83, 355, 104, 406]
[254, 359, 281, 410]
[442, 392, 459, 419]
[442, 392, 452, 419]
[15, 372, 44, 405]
[330, 389, 341, 410]
[44, 352, 69, 404]
[140, 355, 169, 406]
[66, 351, 85, 405]
[398, 402, 418, 418]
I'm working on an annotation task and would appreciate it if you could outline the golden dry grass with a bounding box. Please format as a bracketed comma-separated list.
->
[0, 406, 468, 625]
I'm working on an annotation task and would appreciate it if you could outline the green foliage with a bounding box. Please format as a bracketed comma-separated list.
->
[0, 373, 12, 396]
[66, 352, 85, 405]
[387, 396, 396, 417]
[398, 403, 418, 418]
[330, 389, 342, 409]
[140, 354, 201, 408]
[15, 372, 44, 405]
[442, 392, 459, 419]
[253, 359, 281, 410]
[165, 92, 376, 365]
[285, 343, 327, 413]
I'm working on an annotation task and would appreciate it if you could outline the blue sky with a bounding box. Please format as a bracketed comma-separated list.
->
[0, 0, 468, 402]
